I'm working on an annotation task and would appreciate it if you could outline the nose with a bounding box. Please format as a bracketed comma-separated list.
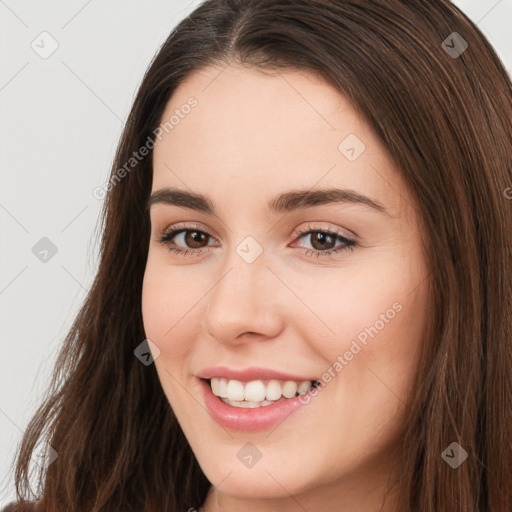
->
[203, 250, 284, 346]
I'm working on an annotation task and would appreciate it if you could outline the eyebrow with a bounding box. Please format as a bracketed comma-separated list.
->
[147, 187, 390, 216]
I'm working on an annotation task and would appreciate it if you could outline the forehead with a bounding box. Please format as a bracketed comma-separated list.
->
[151, 64, 411, 220]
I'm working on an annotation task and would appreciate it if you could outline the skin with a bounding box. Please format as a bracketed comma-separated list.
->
[141, 63, 430, 512]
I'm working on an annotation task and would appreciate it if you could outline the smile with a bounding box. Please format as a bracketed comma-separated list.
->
[209, 377, 317, 407]
[197, 368, 320, 431]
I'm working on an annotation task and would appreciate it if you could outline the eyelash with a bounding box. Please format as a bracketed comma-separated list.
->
[155, 222, 357, 259]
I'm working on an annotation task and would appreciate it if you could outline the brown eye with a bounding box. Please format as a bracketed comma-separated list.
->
[292, 225, 357, 258]
[308, 231, 337, 251]
[181, 230, 210, 249]
[156, 222, 218, 257]
[156, 223, 356, 259]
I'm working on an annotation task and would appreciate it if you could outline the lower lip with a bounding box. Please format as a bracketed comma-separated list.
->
[199, 378, 310, 431]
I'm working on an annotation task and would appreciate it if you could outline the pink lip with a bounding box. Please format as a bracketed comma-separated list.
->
[198, 378, 313, 431]
[196, 365, 318, 382]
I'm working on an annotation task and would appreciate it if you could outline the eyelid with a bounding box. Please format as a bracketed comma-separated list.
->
[156, 221, 354, 245]
[157, 221, 216, 239]
[293, 222, 356, 240]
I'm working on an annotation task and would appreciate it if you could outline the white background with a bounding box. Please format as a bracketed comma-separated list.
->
[1, 0, 511, 505]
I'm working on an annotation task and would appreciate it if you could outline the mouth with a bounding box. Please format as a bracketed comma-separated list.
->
[205, 377, 320, 408]
[198, 375, 320, 431]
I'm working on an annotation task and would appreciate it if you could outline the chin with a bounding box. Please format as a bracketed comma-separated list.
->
[200, 460, 313, 499]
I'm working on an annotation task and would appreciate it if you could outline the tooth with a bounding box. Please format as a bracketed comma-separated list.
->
[282, 380, 298, 398]
[297, 380, 311, 394]
[266, 380, 282, 401]
[222, 396, 288, 408]
[215, 377, 315, 404]
[224, 398, 260, 408]
[238, 401, 260, 408]
[211, 377, 220, 396]
[244, 380, 266, 402]
[218, 378, 228, 398]
[226, 379, 245, 401]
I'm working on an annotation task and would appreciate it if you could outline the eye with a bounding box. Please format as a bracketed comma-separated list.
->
[291, 222, 357, 258]
[155, 222, 357, 259]
[156, 223, 216, 257]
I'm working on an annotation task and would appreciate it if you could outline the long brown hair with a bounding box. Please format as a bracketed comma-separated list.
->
[6, 1, 512, 511]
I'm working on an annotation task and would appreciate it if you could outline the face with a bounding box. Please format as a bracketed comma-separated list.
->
[142, 64, 430, 510]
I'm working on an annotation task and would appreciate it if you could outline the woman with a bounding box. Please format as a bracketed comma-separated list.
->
[3, 1, 511, 511]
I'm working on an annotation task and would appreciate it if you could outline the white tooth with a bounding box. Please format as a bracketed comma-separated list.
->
[282, 380, 298, 398]
[239, 401, 260, 408]
[221, 396, 287, 408]
[260, 400, 275, 407]
[210, 378, 220, 396]
[266, 380, 282, 401]
[236, 400, 260, 408]
[244, 380, 266, 402]
[222, 398, 260, 408]
[218, 378, 228, 398]
[226, 379, 245, 401]
[297, 380, 312, 394]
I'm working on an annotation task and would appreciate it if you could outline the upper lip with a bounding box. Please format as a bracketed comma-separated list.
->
[196, 366, 318, 382]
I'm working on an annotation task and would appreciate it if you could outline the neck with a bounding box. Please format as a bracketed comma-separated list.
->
[199, 471, 401, 512]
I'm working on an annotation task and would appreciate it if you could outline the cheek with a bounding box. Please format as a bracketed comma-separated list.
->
[305, 249, 429, 422]
[141, 261, 200, 361]
[303, 271, 428, 467]
[141, 264, 201, 420]
[303, 254, 427, 359]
